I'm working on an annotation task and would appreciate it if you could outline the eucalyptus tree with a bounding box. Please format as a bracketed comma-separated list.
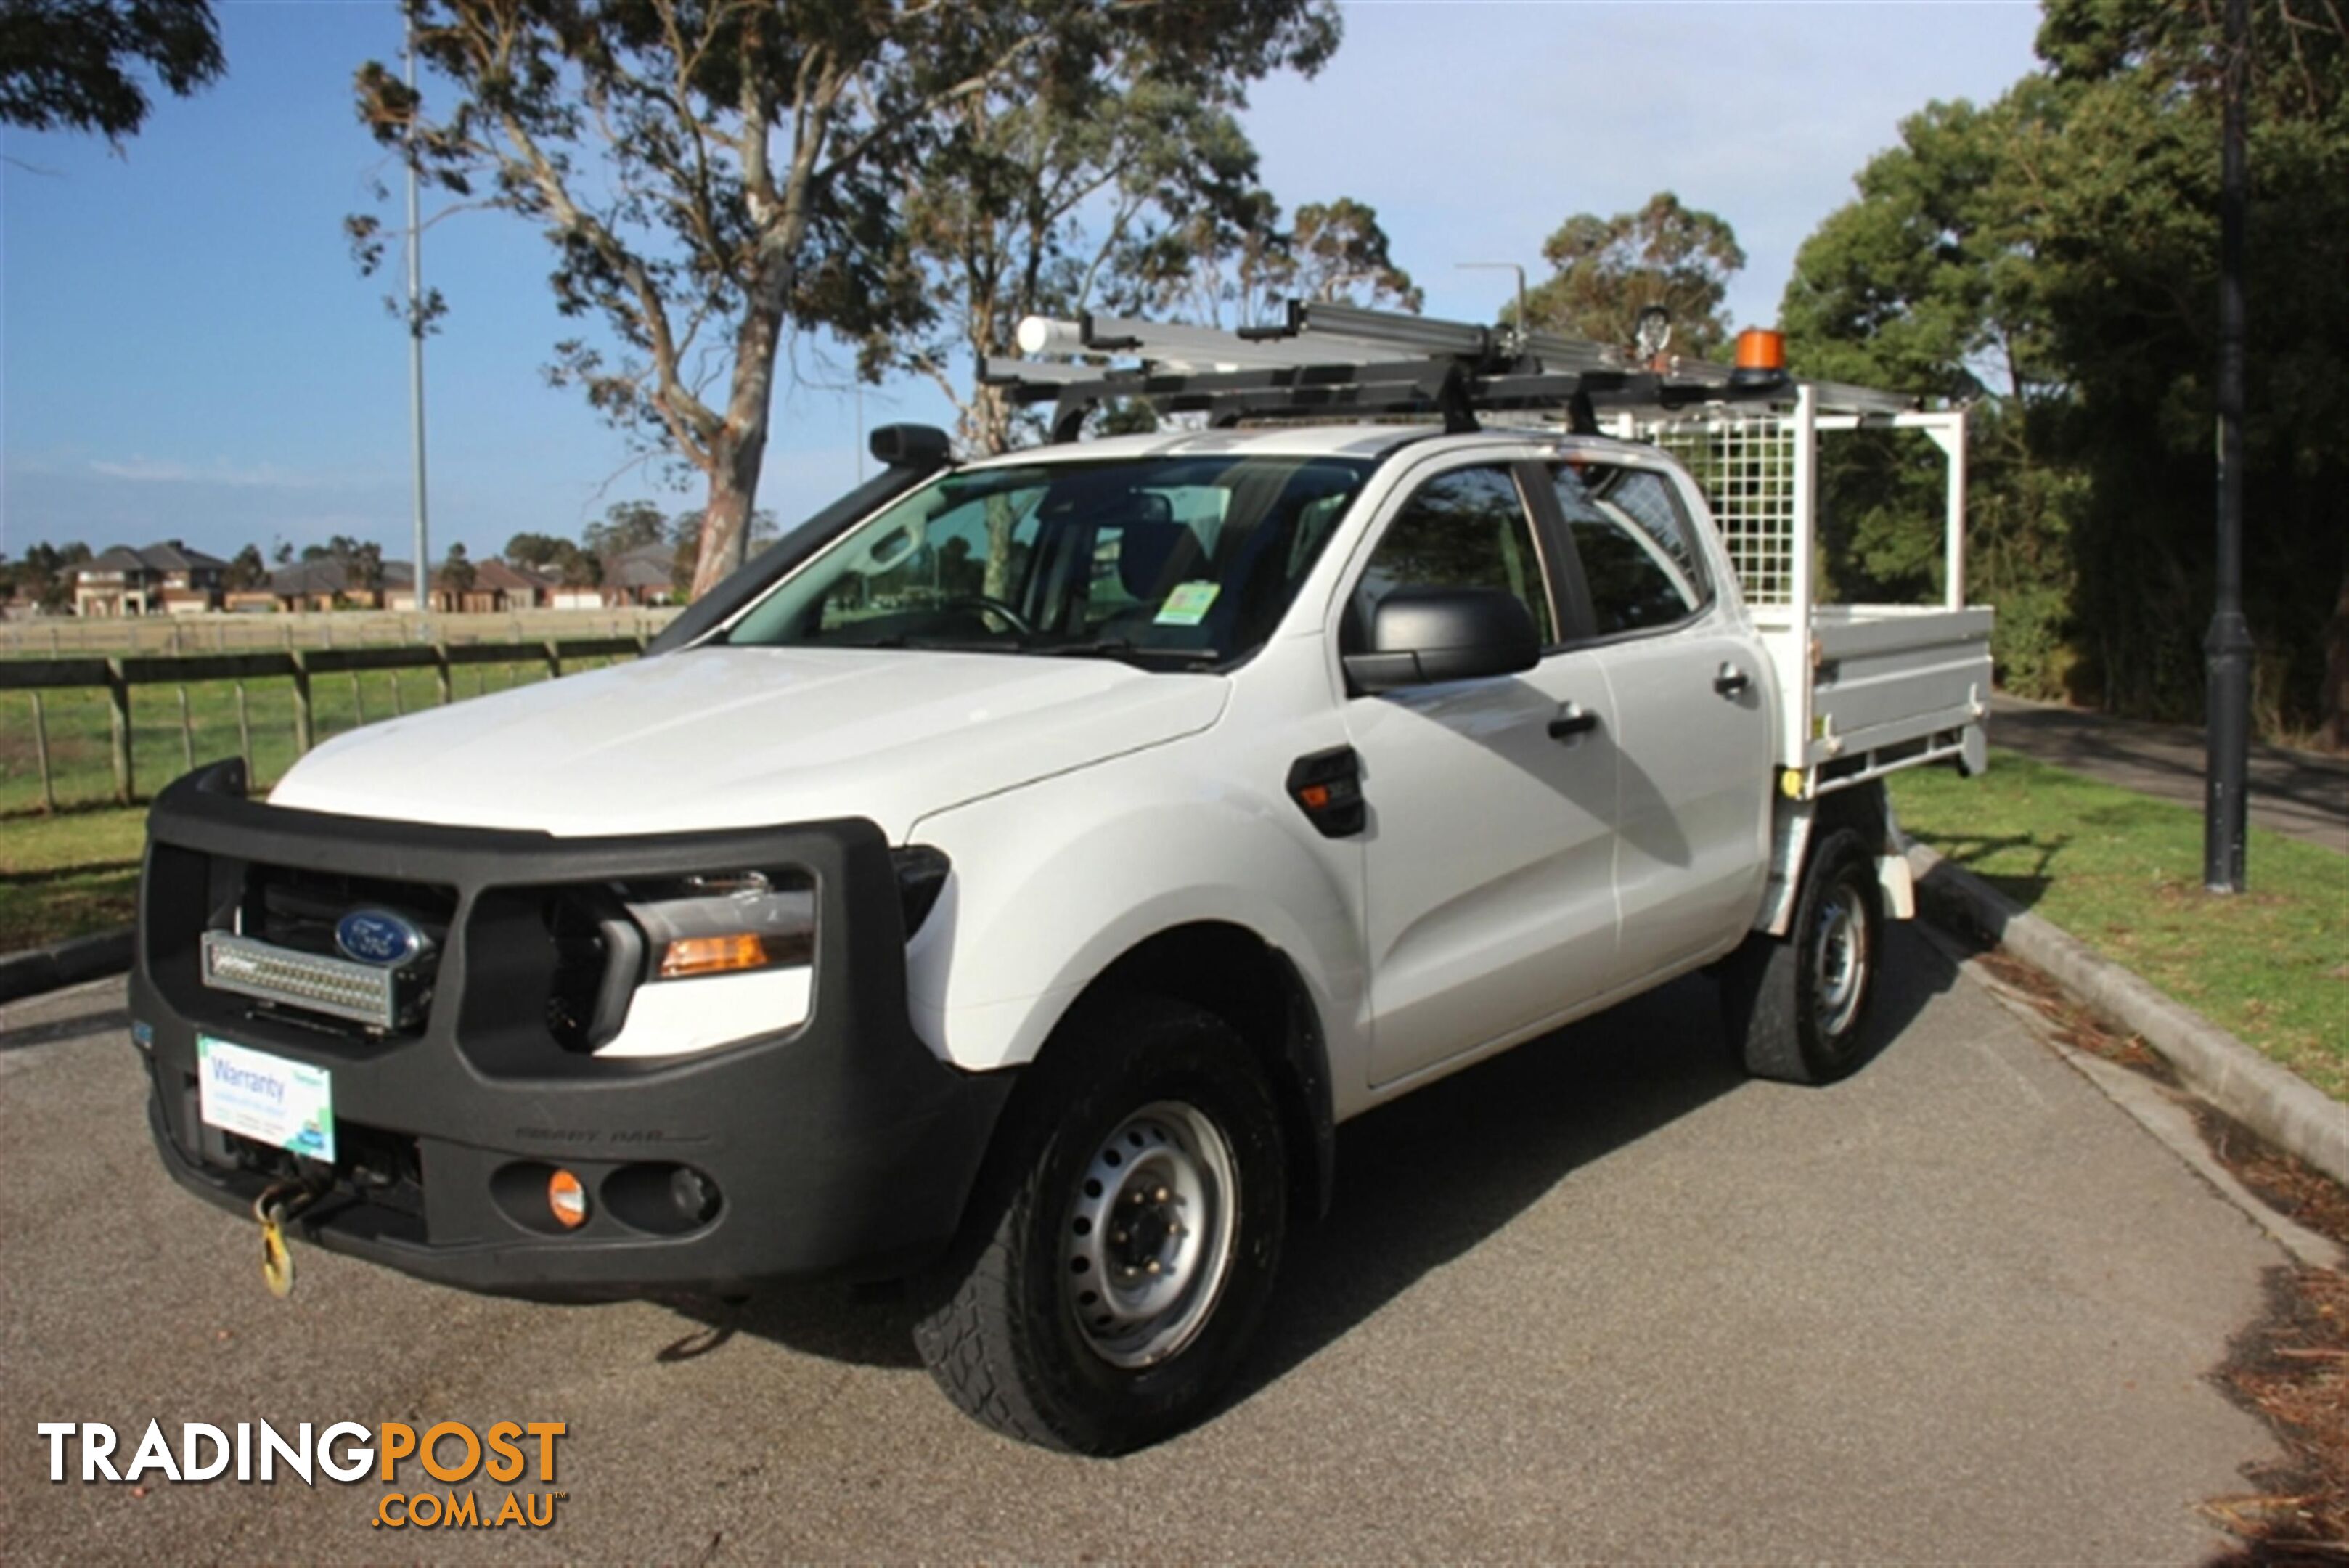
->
[0, 0, 224, 142]
[1515, 192, 1744, 359]
[1779, 88, 2084, 698]
[885, 79, 1274, 459]
[351, 0, 1339, 597]
[1781, 0, 2348, 735]
[1119, 192, 1421, 332]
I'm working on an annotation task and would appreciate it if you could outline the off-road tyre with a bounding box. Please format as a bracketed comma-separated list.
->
[912, 995, 1288, 1455]
[1720, 825, 1885, 1085]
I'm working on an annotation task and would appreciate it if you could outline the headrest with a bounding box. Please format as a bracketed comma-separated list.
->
[1108, 496, 1196, 599]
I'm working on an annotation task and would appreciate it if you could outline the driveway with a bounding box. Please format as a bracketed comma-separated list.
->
[0, 929, 2293, 1561]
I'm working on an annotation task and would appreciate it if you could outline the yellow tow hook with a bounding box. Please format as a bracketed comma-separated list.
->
[253, 1180, 318, 1299]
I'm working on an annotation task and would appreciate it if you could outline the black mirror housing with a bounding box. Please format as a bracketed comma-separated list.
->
[1344, 587, 1541, 695]
[868, 423, 952, 472]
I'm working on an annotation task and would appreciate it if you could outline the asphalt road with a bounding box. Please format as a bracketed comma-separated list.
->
[1990, 692, 2349, 854]
[0, 931, 2297, 1562]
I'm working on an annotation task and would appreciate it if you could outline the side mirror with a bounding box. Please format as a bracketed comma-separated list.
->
[868, 423, 952, 472]
[1343, 587, 1541, 695]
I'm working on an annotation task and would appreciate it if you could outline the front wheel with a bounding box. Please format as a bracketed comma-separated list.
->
[1720, 825, 1885, 1085]
[912, 996, 1287, 1454]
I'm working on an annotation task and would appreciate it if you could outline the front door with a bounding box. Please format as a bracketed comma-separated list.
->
[1340, 460, 1622, 1088]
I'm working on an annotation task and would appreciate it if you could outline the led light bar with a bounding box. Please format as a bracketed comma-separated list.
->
[201, 931, 400, 1029]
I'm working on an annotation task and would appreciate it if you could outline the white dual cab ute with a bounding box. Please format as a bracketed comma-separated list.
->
[132, 301, 1990, 1453]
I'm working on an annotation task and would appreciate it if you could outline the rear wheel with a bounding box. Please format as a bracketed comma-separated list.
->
[912, 996, 1287, 1454]
[1720, 825, 1884, 1084]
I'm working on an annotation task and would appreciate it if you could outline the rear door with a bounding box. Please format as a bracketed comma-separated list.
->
[1338, 457, 1622, 1088]
[1541, 459, 1773, 976]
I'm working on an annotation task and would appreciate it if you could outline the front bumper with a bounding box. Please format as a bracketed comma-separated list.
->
[131, 760, 1013, 1295]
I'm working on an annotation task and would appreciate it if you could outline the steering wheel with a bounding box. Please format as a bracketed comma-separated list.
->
[939, 595, 1035, 637]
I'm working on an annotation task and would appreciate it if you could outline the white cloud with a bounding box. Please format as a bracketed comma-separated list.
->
[85, 456, 335, 489]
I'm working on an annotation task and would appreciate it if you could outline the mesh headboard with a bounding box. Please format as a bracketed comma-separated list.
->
[1644, 413, 1798, 609]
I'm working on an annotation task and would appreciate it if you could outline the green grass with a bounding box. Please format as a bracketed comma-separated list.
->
[0, 656, 632, 950]
[0, 805, 145, 951]
[1, 658, 633, 815]
[1891, 749, 2349, 1101]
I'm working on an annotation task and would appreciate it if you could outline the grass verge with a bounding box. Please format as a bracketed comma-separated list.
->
[0, 806, 146, 952]
[1891, 749, 2348, 1101]
[0, 655, 629, 951]
[0, 656, 634, 815]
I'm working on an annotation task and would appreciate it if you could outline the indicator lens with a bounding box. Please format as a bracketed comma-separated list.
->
[658, 933, 771, 979]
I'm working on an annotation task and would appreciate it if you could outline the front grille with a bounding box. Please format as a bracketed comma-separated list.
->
[202, 931, 413, 1029]
[245, 867, 455, 959]
[199, 863, 457, 1036]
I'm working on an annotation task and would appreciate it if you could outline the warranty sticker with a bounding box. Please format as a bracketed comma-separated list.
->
[1153, 581, 1221, 626]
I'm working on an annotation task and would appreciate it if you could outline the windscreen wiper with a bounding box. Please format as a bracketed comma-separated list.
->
[845, 634, 1021, 653]
[1037, 640, 1225, 665]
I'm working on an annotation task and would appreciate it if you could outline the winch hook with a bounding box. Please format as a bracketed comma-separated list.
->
[253, 1180, 319, 1299]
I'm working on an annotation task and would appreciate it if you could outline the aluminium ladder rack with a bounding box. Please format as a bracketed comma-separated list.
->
[982, 299, 1923, 442]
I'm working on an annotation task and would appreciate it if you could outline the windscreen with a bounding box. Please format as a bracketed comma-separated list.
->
[722, 454, 1373, 669]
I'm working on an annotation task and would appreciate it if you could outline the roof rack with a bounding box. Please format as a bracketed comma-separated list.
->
[981, 300, 1924, 442]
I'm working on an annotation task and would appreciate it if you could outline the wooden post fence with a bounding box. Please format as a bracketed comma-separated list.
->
[107, 657, 133, 806]
[30, 691, 56, 813]
[290, 650, 314, 755]
[0, 634, 647, 809]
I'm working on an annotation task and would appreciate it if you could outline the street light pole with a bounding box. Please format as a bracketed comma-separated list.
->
[1455, 261, 1529, 351]
[2204, 0, 2252, 893]
[404, 9, 433, 626]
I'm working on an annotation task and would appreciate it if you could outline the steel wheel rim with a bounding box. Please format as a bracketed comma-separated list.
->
[1812, 878, 1870, 1039]
[1062, 1100, 1239, 1370]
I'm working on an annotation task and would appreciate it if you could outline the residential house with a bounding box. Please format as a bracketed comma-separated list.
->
[251, 558, 417, 613]
[547, 579, 605, 611]
[73, 541, 231, 616]
[601, 542, 682, 607]
[432, 558, 553, 614]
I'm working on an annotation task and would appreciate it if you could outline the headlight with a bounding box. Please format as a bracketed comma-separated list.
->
[623, 871, 814, 980]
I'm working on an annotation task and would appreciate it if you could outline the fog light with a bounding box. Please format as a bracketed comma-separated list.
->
[547, 1169, 589, 1229]
[670, 1166, 721, 1226]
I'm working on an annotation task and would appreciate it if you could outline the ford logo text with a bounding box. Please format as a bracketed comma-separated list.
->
[335, 909, 428, 968]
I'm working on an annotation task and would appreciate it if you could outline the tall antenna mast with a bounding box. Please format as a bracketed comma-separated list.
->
[404, 7, 432, 625]
[1456, 261, 1529, 353]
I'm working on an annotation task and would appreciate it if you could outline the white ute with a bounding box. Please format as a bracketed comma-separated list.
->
[134, 303, 1988, 1453]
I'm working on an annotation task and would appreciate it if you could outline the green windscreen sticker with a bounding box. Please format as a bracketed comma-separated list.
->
[1153, 581, 1220, 626]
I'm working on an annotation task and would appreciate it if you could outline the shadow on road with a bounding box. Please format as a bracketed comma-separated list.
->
[652, 927, 1964, 1421]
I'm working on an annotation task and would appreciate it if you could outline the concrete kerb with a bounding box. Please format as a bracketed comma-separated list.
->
[1906, 842, 2348, 1186]
[0, 927, 134, 1008]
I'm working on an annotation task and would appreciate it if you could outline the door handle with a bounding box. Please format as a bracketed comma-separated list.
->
[1713, 661, 1751, 697]
[1548, 705, 1600, 740]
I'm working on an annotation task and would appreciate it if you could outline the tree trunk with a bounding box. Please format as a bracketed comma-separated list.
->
[970, 384, 1021, 604]
[691, 437, 764, 600]
[689, 303, 781, 599]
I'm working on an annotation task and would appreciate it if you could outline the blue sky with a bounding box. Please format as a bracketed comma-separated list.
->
[2, 0, 2041, 566]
